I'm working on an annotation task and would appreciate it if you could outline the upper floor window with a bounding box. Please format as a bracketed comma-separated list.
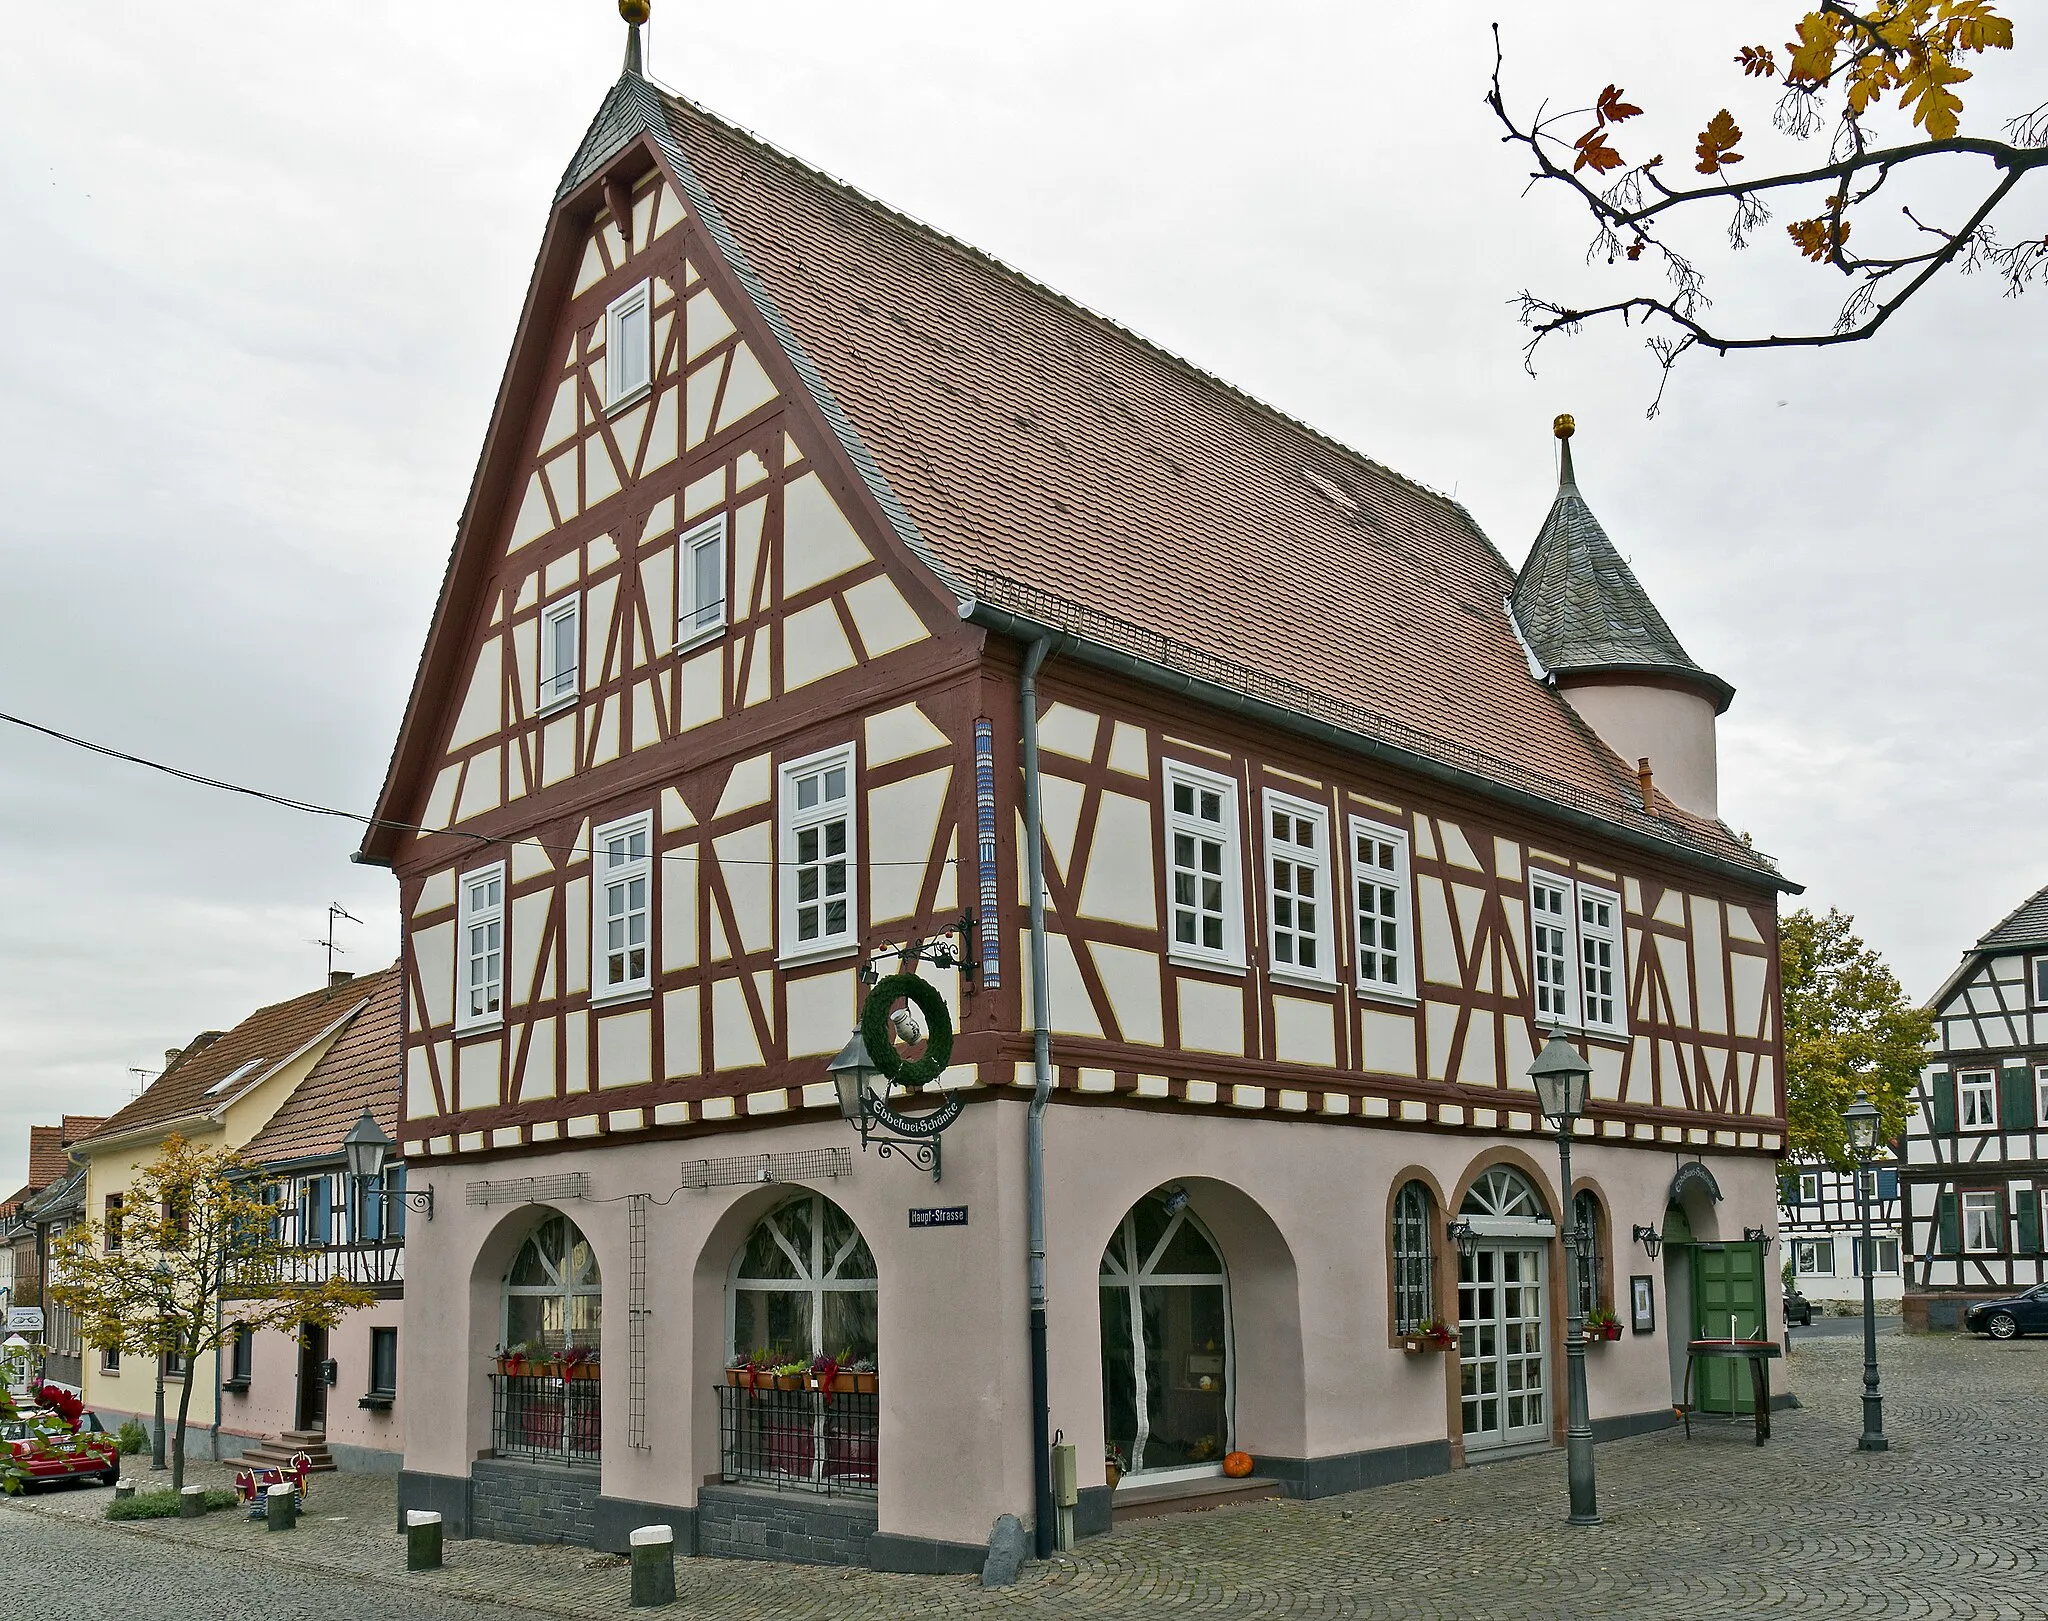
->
[1961, 1189, 2002, 1253]
[1350, 817, 1412, 999]
[2036, 958, 2048, 1005]
[104, 1194, 123, 1254]
[1164, 763, 1241, 967]
[1577, 884, 1623, 1033]
[1959, 1069, 1997, 1130]
[605, 280, 652, 406]
[1263, 792, 1331, 981]
[1797, 1171, 1820, 1204]
[779, 746, 856, 960]
[2038, 1065, 2048, 1129]
[679, 516, 728, 646]
[1530, 875, 1575, 1025]
[299, 1175, 333, 1247]
[540, 597, 580, 711]
[593, 813, 653, 998]
[459, 864, 506, 1029]
[1529, 873, 1628, 1036]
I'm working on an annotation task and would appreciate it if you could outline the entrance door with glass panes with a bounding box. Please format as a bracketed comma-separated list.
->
[1457, 1168, 1553, 1453]
[1099, 1193, 1232, 1484]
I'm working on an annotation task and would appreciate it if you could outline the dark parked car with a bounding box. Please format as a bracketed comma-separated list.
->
[1964, 1284, 2048, 1340]
[1783, 1287, 1814, 1327]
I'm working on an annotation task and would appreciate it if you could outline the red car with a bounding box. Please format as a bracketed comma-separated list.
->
[3, 1407, 121, 1489]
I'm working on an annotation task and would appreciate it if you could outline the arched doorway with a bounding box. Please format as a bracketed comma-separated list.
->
[1100, 1190, 1231, 1484]
[1457, 1167, 1555, 1454]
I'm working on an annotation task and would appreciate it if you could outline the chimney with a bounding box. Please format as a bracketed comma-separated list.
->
[1637, 757, 1655, 813]
[329, 970, 354, 988]
[164, 1048, 183, 1070]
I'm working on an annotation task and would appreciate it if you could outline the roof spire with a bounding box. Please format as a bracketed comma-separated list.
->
[620, 0, 649, 76]
[1553, 412, 1577, 490]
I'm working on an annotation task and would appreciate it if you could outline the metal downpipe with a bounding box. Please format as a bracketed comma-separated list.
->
[1020, 634, 1058, 1559]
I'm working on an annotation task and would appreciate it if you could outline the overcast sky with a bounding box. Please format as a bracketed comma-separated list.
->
[2, 2, 2041, 1181]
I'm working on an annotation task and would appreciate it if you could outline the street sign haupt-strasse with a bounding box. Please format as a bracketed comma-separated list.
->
[908, 1206, 968, 1229]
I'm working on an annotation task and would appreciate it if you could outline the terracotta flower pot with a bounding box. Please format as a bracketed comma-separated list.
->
[1105, 1464, 1122, 1490]
[775, 1374, 804, 1391]
[854, 1372, 877, 1395]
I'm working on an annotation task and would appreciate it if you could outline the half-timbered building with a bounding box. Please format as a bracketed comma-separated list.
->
[1777, 1160, 1903, 1313]
[1902, 882, 2048, 1330]
[359, 18, 1796, 1568]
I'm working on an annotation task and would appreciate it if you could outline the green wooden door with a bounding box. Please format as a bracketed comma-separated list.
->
[1692, 1244, 1765, 1413]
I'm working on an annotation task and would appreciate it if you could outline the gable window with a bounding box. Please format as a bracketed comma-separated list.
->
[1961, 1189, 2002, 1253]
[1164, 763, 1242, 966]
[1390, 1181, 1435, 1336]
[593, 813, 653, 998]
[1959, 1069, 1997, 1130]
[540, 597, 580, 711]
[779, 746, 856, 960]
[1263, 792, 1331, 981]
[459, 864, 506, 1029]
[1577, 883, 1624, 1033]
[604, 280, 652, 406]
[1350, 817, 1412, 998]
[679, 516, 728, 646]
[1797, 1172, 1820, 1204]
[1530, 875, 1575, 1025]
[1793, 1237, 1834, 1275]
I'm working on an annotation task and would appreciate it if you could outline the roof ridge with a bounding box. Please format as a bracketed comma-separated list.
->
[650, 85, 1481, 532]
[1976, 879, 2048, 947]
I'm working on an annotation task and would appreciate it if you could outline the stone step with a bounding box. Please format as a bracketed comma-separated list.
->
[280, 1431, 327, 1446]
[239, 1440, 337, 1473]
[1110, 1474, 1284, 1523]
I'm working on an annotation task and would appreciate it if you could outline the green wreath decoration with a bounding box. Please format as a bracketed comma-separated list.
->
[861, 973, 954, 1088]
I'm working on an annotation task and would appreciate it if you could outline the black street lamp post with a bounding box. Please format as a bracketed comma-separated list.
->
[150, 1261, 172, 1472]
[1843, 1090, 1888, 1453]
[1530, 1032, 1598, 1526]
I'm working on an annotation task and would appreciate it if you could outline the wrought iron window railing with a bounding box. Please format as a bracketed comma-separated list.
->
[492, 1373, 602, 1466]
[716, 1384, 877, 1497]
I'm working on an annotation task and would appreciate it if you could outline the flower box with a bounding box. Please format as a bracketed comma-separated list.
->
[853, 1371, 878, 1395]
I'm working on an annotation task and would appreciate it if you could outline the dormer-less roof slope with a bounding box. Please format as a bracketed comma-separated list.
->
[80, 982, 374, 1148]
[364, 67, 1785, 890]
[242, 966, 402, 1166]
[1976, 881, 2048, 952]
[1510, 440, 1734, 713]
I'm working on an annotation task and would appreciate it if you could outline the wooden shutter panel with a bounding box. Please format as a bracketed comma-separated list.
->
[2002, 1067, 2035, 1129]
[1778, 1173, 1797, 1206]
[1932, 1073, 1958, 1134]
[1937, 1191, 1961, 1254]
[2017, 1190, 2042, 1254]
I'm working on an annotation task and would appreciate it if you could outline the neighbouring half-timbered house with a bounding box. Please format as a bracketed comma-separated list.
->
[1902, 883, 2048, 1331]
[358, 18, 1796, 1569]
[1777, 1160, 1903, 1313]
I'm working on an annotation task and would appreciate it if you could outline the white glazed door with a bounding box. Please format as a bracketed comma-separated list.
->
[1459, 1243, 1549, 1451]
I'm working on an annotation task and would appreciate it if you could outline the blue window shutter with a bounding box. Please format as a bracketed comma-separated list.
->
[309, 1178, 331, 1245]
[1878, 1169, 1899, 1202]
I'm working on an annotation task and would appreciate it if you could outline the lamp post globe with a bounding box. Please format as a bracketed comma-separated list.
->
[1844, 1091, 1881, 1159]
[342, 1110, 393, 1185]
[827, 1028, 879, 1125]
[1529, 1031, 1598, 1525]
[1844, 1089, 1888, 1452]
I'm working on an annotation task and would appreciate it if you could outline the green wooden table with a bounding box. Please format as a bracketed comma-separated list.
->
[1682, 1339, 1782, 1445]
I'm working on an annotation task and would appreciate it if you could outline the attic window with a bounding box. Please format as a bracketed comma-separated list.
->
[205, 1060, 265, 1099]
[605, 280, 653, 407]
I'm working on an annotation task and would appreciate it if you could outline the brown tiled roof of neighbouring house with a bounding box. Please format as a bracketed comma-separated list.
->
[80, 981, 377, 1148]
[241, 966, 402, 1166]
[25, 1126, 69, 1191]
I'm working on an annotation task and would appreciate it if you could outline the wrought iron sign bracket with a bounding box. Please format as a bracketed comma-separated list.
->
[860, 912, 979, 989]
[855, 1090, 961, 1184]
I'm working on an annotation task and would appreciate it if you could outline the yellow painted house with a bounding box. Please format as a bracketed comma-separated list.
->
[72, 976, 380, 1432]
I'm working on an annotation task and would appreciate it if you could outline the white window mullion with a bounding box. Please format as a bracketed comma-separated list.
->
[1262, 790, 1330, 982]
[459, 863, 507, 1029]
[1349, 817, 1411, 999]
[678, 516, 729, 647]
[779, 745, 857, 961]
[1529, 874, 1577, 1028]
[1164, 763, 1242, 968]
[593, 813, 653, 999]
[1576, 882, 1625, 1034]
[604, 280, 652, 406]
[540, 597, 580, 711]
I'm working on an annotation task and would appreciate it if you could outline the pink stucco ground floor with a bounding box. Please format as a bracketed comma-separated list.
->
[392, 1099, 1785, 1569]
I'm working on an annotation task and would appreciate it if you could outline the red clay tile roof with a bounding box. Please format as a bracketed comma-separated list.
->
[81, 981, 376, 1148]
[645, 92, 1777, 882]
[25, 1126, 67, 1192]
[241, 966, 402, 1165]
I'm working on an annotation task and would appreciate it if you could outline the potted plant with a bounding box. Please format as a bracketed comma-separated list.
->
[809, 1352, 856, 1396]
[1105, 1442, 1127, 1489]
[1584, 1307, 1623, 1343]
[495, 1342, 536, 1377]
[848, 1354, 878, 1395]
[561, 1345, 600, 1381]
[1401, 1318, 1456, 1354]
[772, 1358, 808, 1392]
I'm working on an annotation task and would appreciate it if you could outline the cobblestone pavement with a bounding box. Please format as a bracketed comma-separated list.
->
[6, 1334, 2043, 1618]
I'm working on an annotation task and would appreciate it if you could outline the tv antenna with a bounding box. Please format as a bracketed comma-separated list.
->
[312, 903, 363, 982]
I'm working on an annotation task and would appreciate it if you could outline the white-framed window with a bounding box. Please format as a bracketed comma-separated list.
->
[779, 745, 856, 961]
[1852, 1235, 1901, 1276]
[1959, 1068, 1998, 1130]
[1798, 1171, 1820, 1204]
[1793, 1237, 1834, 1276]
[1961, 1189, 2002, 1253]
[1262, 790, 1331, 982]
[1576, 882, 1625, 1034]
[678, 515, 728, 647]
[1164, 762, 1242, 967]
[1530, 874, 1575, 1025]
[459, 863, 507, 1028]
[2036, 957, 2048, 1005]
[604, 279, 652, 406]
[540, 596, 580, 711]
[592, 812, 653, 998]
[1350, 816, 1412, 999]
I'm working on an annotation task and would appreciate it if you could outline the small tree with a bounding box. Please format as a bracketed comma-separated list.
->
[1780, 907, 1934, 1167]
[49, 1135, 372, 1489]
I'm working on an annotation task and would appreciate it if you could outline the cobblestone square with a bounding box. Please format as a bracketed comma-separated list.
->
[6, 1333, 2042, 1619]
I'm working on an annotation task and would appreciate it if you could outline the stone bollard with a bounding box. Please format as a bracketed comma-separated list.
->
[629, 1525, 676, 1608]
[112, 1480, 135, 1501]
[266, 1480, 297, 1532]
[179, 1484, 207, 1518]
[406, 1510, 445, 1572]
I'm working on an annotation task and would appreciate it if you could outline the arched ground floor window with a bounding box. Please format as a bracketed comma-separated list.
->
[495, 1212, 601, 1466]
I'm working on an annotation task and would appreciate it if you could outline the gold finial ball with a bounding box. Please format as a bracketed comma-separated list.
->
[620, 0, 650, 24]
[1553, 413, 1575, 441]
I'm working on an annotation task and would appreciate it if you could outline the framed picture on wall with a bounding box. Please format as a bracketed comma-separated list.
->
[1630, 1274, 1656, 1334]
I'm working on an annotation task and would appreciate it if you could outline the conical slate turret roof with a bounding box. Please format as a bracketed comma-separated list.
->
[1510, 424, 1733, 713]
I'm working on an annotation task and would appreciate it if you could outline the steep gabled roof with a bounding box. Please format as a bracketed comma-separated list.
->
[80, 982, 374, 1148]
[364, 64, 1783, 890]
[25, 1126, 67, 1191]
[241, 966, 403, 1166]
[1977, 881, 2048, 952]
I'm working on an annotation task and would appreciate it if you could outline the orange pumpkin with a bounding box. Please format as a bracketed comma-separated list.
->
[1221, 1451, 1254, 1479]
